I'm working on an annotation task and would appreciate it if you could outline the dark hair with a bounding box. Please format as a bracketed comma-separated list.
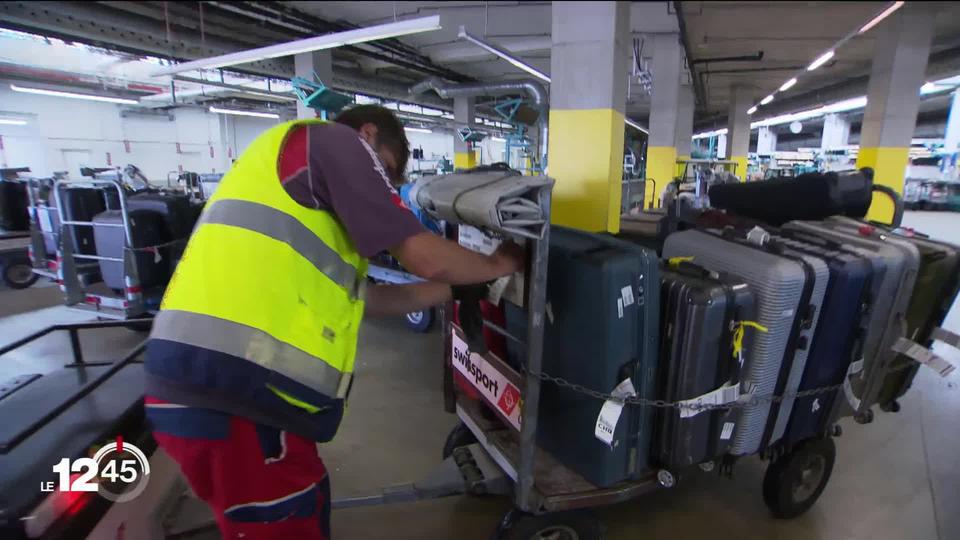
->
[334, 104, 410, 182]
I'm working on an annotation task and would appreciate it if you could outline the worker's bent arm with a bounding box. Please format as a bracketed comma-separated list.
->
[363, 282, 452, 318]
[391, 232, 523, 285]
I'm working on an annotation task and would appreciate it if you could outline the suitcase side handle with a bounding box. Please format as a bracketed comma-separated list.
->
[869, 184, 904, 228]
[666, 257, 721, 281]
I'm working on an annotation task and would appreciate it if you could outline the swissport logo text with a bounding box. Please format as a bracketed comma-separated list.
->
[451, 329, 522, 430]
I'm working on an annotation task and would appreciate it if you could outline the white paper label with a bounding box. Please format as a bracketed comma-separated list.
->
[458, 225, 500, 255]
[781, 309, 795, 318]
[720, 422, 735, 440]
[894, 338, 957, 377]
[451, 330, 522, 430]
[621, 285, 635, 307]
[678, 383, 740, 419]
[843, 358, 863, 410]
[617, 298, 624, 319]
[594, 378, 637, 447]
[545, 302, 555, 325]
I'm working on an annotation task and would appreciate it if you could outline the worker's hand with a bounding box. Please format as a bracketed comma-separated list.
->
[490, 241, 525, 276]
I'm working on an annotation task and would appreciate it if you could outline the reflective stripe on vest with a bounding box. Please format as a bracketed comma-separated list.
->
[201, 199, 361, 298]
[152, 309, 347, 399]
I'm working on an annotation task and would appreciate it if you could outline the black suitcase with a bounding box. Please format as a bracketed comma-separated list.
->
[773, 234, 872, 444]
[0, 180, 30, 231]
[505, 226, 660, 487]
[128, 192, 198, 263]
[708, 169, 873, 226]
[92, 209, 168, 290]
[61, 187, 108, 255]
[656, 261, 754, 468]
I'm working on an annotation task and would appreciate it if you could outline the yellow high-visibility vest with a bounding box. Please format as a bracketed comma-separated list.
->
[150, 119, 367, 415]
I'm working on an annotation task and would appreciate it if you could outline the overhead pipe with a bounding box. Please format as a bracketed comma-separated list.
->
[410, 77, 549, 168]
[690, 51, 765, 65]
[673, 1, 707, 109]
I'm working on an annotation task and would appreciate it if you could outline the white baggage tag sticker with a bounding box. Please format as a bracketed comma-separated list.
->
[843, 359, 864, 410]
[678, 383, 740, 419]
[457, 225, 500, 255]
[617, 298, 624, 319]
[893, 338, 956, 377]
[621, 285, 635, 307]
[594, 378, 636, 448]
[720, 422, 735, 441]
[933, 327, 960, 350]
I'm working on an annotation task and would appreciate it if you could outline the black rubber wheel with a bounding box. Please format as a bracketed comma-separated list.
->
[404, 307, 435, 333]
[2, 257, 39, 289]
[442, 421, 478, 460]
[494, 509, 603, 540]
[763, 437, 836, 519]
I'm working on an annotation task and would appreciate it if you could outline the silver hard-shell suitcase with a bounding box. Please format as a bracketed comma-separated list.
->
[663, 229, 812, 455]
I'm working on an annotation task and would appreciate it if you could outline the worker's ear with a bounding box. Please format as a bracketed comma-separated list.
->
[358, 123, 379, 146]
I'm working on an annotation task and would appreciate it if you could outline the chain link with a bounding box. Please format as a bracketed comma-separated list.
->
[526, 369, 874, 413]
[123, 238, 188, 253]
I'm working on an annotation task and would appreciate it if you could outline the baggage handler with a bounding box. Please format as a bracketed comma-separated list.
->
[143, 105, 523, 539]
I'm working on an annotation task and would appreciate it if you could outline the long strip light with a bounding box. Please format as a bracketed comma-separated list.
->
[624, 118, 649, 134]
[404, 126, 433, 134]
[208, 106, 279, 119]
[0, 118, 27, 125]
[151, 15, 442, 76]
[779, 78, 798, 92]
[760, 94, 775, 105]
[458, 26, 551, 83]
[859, 1, 905, 34]
[806, 50, 835, 72]
[490, 136, 507, 142]
[10, 84, 138, 105]
[747, 106, 758, 115]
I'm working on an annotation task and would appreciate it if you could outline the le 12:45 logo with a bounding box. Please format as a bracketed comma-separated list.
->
[41, 437, 152, 502]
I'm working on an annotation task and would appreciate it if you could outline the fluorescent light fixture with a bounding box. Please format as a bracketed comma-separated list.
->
[151, 15, 441, 76]
[807, 50, 835, 72]
[491, 136, 507, 142]
[760, 94, 775, 105]
[692, 128, 727, 140]
[859, 1, 904, 34]
[458, 26, 551, 83]
[779, 78, 798, 92]
[10, 84, 138, 105]
[747, 106, 758, 115]
[625, 118, 649, 134]
[404, 126, 432, 134]
[0, 118, 27, 125]
[208, 106, 279, 119]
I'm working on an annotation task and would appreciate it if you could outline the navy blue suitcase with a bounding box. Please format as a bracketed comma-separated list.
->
[773, 234, 872, 444]
[505, 226, 660, 486]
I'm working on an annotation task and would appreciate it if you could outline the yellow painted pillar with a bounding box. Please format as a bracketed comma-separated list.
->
[857, 147, 910, 223]
[730, 156, 749, 181]
[453, 150, 477, 169]
[548, 1, 630, 233]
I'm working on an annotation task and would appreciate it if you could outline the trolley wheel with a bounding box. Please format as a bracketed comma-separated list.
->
[404, 308, 435, 333]
[2, 257, 39, 289]
[763, 437, 836, 519]
[442, 421, 478, 460]
[494, 509, 603, 540]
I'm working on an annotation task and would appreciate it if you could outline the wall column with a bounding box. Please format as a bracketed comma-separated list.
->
[294, 51, 334, 120]
[646, 33, 682, 202]
[548, 1, 630, 232]
[821, 113, 851, 150]
[674, 84, 695, 176]
[857, 5, 935, 222]
[453, 97, 477, 169]
[943, 90, 960, 179]
[727, 85, 753, 180]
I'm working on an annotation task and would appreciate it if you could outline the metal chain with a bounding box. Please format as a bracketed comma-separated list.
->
[123, 238, 188, 252]
[524, 361, 915, 413]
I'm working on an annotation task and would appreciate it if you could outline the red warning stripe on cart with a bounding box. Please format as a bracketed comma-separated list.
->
[451, 326, 522, 430]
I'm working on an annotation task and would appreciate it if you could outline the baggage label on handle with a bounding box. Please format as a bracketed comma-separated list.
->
[842, 359, 864, 411]
[594, 378, 637, 448]
[677, 383, 740, 419]
[892, 338, 956, 377]
[932, 327, 960, 350]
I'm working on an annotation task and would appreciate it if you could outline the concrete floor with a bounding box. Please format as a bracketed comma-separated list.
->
[1, 211, 958, 539]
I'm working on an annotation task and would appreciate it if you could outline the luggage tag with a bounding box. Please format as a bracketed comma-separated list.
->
[891, 337, 956, 377]
[677, 383, 741, 419]
[594, 378, 636, 448]
[842, 359, 864, 411]
[932, 327, 960, 351]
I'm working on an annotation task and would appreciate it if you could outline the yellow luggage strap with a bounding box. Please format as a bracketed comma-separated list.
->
[732, 320, 768, 360]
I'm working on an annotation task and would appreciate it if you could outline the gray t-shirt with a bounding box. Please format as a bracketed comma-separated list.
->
[278, 122, 424, 257]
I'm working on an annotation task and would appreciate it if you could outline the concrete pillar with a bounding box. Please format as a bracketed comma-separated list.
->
[294, 51, 334, 120]
[726, 85, 753, 180]
[453, 97, 477, 169]
[945, 90, 960, 180]
[857, 5, 935, 222]
[757, 126, 777, 156]
[646, 33, 683, 204]
[674, 84, 695, 176]
[821, 113, 851, 150]
[548, 1, 630, 232]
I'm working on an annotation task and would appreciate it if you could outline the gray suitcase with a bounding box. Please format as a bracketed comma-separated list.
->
[663, 229, 813, 455]
[782, 221, 919, 421]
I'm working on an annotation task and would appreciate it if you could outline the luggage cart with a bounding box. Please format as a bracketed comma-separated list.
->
[0, 232, 38, 289]
[367, 259, 435, 332]
[53, 178, 156, 322]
